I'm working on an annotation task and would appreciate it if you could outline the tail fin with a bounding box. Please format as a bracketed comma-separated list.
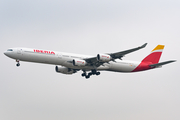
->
[142, 45, 164, 64]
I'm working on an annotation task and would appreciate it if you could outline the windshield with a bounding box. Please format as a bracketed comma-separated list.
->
[7, 49, 13, 51]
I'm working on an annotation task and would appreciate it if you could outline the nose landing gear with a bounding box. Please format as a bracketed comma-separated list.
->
[16, 60, 20, 67]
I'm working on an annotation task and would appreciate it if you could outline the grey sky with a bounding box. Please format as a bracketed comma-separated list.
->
[0, 0, 180, 120]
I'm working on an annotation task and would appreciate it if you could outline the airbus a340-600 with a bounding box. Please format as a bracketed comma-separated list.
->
[4, 43, 175, 79]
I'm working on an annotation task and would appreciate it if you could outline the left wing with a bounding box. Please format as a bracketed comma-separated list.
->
[109, 43, 147, 59]
[84, 43, 147, 67]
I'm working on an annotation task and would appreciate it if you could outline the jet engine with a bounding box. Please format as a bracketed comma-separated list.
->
[97, 54, 111, 62]
[72, 59, 87, 66]
[55, 66, 75, 74]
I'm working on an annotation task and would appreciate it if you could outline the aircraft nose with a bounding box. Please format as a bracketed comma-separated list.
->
[4, 51, 8, 56]
[4, 51, 11, 57]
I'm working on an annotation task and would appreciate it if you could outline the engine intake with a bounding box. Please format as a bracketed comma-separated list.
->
[97, 54, 111, 62]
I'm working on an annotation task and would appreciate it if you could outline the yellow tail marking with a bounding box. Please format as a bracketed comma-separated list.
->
[151, 45, 164, 52]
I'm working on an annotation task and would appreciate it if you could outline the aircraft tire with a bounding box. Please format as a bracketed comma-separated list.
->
[82, 73, 86, 77]
[16, 63, 20, 67]
[88, 72, 92, 76]
[85, 75, 90, 79]
[96, 72, 100, 75]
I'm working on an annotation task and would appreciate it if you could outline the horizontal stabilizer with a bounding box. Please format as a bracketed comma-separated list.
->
[149, 60, 176, 68]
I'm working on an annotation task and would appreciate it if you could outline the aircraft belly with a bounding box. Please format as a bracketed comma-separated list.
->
[64, 64, 95, 70]
[109, 61, 139, 72]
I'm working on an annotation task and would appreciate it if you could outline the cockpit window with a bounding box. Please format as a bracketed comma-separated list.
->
[7, 49, 13, 51]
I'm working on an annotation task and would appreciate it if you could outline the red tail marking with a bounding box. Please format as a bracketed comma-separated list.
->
[132, 45, 164, 72]
[142, 52, 162, 64]
[132, 62, 151, 72]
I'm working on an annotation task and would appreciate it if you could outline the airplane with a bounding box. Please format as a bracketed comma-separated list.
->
[4, 43, 176, 79]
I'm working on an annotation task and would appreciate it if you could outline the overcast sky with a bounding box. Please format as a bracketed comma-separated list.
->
[0, 0, 180, 120]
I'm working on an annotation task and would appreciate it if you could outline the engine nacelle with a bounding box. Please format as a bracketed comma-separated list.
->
[97, 54, 111, 62]
[55, 66, 74, 74]
[72, 59, 87, 66]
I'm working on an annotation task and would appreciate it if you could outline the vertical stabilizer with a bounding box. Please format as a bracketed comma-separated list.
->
[141, 45, 164, 64]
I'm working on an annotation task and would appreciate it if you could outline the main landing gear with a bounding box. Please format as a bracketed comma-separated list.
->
[81, 70, 100, 79]
[16, 59, 20, 67]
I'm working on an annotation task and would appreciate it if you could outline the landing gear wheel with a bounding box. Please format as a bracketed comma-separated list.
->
[82, 73, 86, 77]
[85, 75, 90, 79]
[96, 72, 100, 75]
[81, 72, 86, 77]
[16, 63, 20, 67]
[88, 72, 92, 76]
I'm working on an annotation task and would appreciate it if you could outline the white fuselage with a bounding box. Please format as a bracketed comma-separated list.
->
[4, 48, 140, 72]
